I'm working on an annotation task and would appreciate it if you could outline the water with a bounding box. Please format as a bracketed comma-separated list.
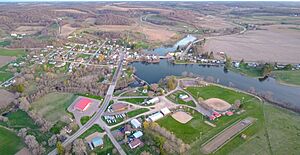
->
[131, 59, 300, 109]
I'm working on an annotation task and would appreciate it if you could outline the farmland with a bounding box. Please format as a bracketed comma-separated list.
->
[30, 92, 77, 123]
[0, 127, 24, 155]
[0, 48, 26, 57]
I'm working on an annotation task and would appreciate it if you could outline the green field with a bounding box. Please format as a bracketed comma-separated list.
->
[0, 40, 11, 47]
[0, 48, 26, 57]
[186, 85, 254, 104]
[272, 70, 300, 86]
[120, 98, 149, 105]
[0, 110, 52, 143]
[79, 124, 104, 139]
[0, 127, 24, 155]
[157, 85, 264, 155]
[166, 90, 196, 107]
[50, 121, 67, 134]
[230, 64, 263, 77]
[30, 92, 76, 123]
[80, 116, 91, 125]
[127, 108, 150, 118]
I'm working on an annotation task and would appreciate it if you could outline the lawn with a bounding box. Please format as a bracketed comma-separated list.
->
[127, 108, 150, 118]
[166, 90, 196, 107]
[0, 127, 24, 155]
[158, 85, 264, 154]
[79, 124, 104, 139]
[50, 121, 68, 134]
[272, 70, 300, 86]
[120, 98, 149, 105]
[30, 92, 77, 123]
[186, 85, 254, 104]
[90, 135, 116, 155]
[80, 116, 91, 125]
[0, 110, 53, 143]
[77, 93, 103, 100]
[230, 63, 263, 77]
[0, 48, 26, 57]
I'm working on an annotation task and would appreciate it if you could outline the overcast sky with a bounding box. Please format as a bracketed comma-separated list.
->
[1, 0, 300, 2]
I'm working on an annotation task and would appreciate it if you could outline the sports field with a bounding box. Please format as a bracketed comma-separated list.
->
[31, 92, 77, 123]
[0, 127, 24, 155]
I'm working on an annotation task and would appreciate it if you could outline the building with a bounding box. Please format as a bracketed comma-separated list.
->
[74, 98, 92, 111]
[130, 119, 141, 128]
[133, 131, 143, 139]
[148, 112, 164, 122]
[111, 103, 127, 112]
[129, 138, 142, 149]
[160, 107, 171, 115]
[179, 94, 189, 100]
[146, 97, 159, 105]
[91, 137, 104, 148]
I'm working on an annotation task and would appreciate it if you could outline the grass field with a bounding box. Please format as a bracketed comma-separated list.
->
[186, 85, 254, 104]
[157, 85, 264, 155]
[0, 127, 24, 155]
[79, 124, 104, 139]
[0, 48, 26, 57]
[0, 110, 52, 143]
[230, 64, 263, 77]
[127, 108, 149, 118]
[80, 116, 91, 125]
[31, 92, 77, 123]
[272, 70, 300, 86]
[120, 98, 149, 105]
[166, 90, 196, 107]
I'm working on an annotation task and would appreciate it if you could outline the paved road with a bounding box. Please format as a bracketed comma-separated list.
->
[48, 52, 126, 155]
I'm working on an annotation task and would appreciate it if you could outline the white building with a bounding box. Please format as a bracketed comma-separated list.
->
[160, 107, 171, 115]
[146, 97, 159, 105]
[130, 119, 141, 128]
[148, 112, 164, 122]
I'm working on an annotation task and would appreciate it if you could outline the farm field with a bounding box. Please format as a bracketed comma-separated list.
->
[0, 127, 24, 155]
[0, 110, 52, 143]
[0, 48, 26, 57]
[272, 70, 300, 86]
[204, 25, 300, 63]
[30, 92, 76, 123]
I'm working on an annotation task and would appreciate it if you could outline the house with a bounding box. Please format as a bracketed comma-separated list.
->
[148, 112, 164, 122]
[74, 98, 92, 111]
[133, 131, 143, 139]
[226, 111, 234, 116]
[160, 107, 171, 115]
[130, 119, 141, 128]
[213, 111, 222, 118]
[129, 138, 142, 149]
[209, 115, 216, 121]
[179, 94, 189, 100]
[146, 97, 159, 105]
[91, 137, 103, 148]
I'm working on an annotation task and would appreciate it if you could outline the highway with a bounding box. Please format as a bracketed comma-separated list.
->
[48, 51, 126, 155]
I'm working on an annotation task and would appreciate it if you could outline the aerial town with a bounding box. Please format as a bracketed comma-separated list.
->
[0, 1, 300, 155]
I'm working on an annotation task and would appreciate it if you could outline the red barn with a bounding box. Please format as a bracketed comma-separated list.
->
[74, 98, 92, 111]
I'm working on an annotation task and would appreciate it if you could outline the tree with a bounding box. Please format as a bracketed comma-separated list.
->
[0, 116, 8, 122]
[12, 84, 25, 93]
[166, 77, 176, 90]
[150, 83, 159, 92]
[72, 139, 86, 155]
[56, 141, 64, 155]
[284, 64, 293, 70]
[17, 128, 27, 138]
[25, 135, 45, 155]
[262, 63, 273, 76]
[208, 51, 214, 59]
[48, 135, 57, 147]
[232, 100, 241, 110]
[225, 55, 232, 69]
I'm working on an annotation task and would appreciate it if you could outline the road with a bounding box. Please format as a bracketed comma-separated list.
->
[48, 51, 126, 155]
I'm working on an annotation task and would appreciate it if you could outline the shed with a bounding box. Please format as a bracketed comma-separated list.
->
[133, 131, 143, 139]
[148, 112, 164, 122]
[91, 137, 103, 148]
[130, 119, 141, 128]
[160, 107, 171, 115]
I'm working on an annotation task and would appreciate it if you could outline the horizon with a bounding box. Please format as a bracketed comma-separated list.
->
[1, 0, 300, 2]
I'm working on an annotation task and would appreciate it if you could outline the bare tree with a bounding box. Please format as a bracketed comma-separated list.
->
[48, 135, 57, 147]
[17, 128, 27, 138]
[72, 139, 87, 155]
[25, 135, 45, 155]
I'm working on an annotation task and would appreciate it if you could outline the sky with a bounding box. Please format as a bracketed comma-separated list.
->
[1, 0, 300, 2]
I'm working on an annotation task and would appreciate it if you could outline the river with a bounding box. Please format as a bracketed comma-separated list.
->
[131, 59, 300, 110]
